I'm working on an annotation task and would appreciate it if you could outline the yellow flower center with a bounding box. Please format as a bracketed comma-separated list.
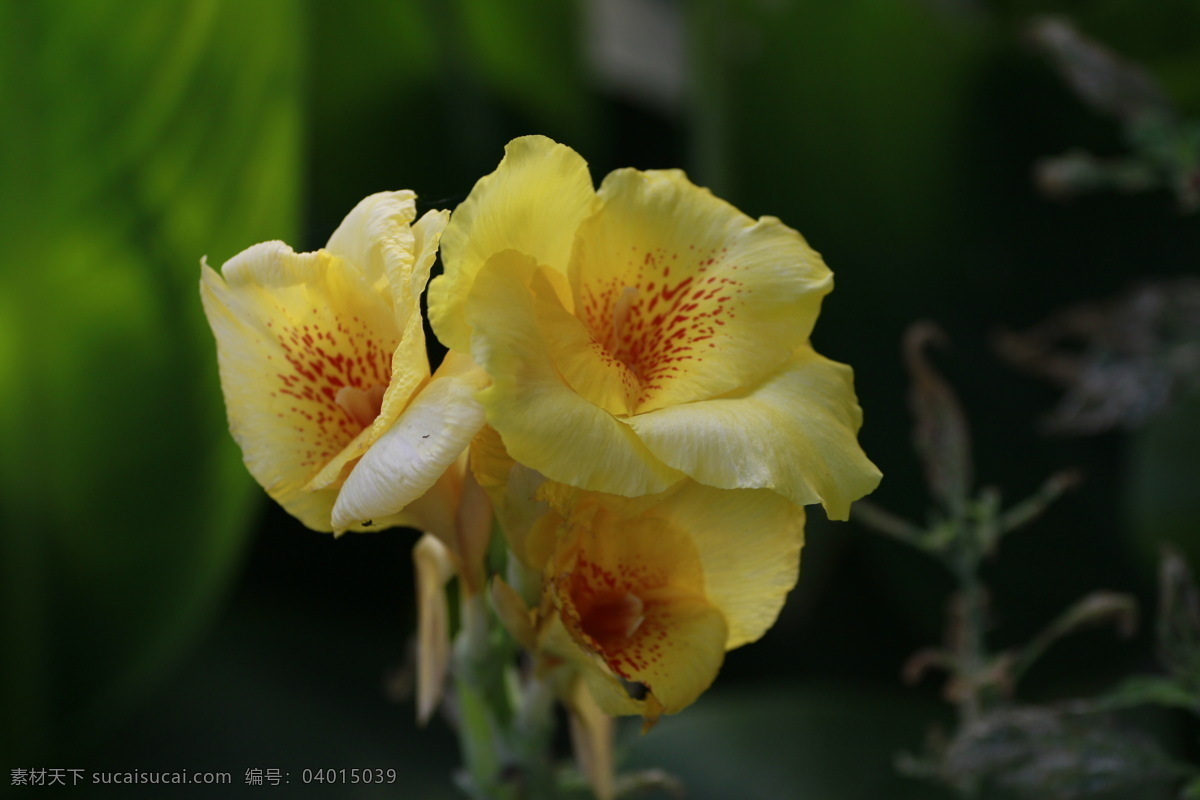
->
[581, 248, 742, 405]
[560, 545, 670, 678]
[601, 286, 639, 354]
[579, 590, 646, 653]
[334, 384, 386, 429]
[271, 312, 396, 468]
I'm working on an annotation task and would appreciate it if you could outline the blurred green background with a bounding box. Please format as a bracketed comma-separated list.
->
[2, 0, 1198, 798]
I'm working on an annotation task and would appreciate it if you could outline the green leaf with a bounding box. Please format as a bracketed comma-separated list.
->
[0, 0, 301, 761]
[1088, 675, 1200, 715]
[1128, 396, 1200, 589]
[1181, 776, 1200, 799]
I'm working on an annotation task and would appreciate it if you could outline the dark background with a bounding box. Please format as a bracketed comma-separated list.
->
[2, 1, 1199, 797]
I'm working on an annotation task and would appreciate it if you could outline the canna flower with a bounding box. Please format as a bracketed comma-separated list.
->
[524, 480, 806, 725]
[200, 191, 488, 539]
[429, 136, 880, 520]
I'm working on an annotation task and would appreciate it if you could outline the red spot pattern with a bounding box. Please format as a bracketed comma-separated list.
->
[270, 307, 395, 471]
[560, 551, 672, 683]
[579, 244, 744, 404]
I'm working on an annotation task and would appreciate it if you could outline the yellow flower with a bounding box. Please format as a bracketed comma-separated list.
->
[429, 136, 880, 520]
[200, 191, 488, 537]
[527, 480, 805, 725]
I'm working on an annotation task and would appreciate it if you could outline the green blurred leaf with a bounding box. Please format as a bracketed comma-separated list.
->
[451, 0, 594, 141]
[1088, 675, 1200, 715]
[1128, 396, 1200, 583]
[688, 0, 985, 256]
[1011, 591, 1138, 683]
[0, 0, 301, 760]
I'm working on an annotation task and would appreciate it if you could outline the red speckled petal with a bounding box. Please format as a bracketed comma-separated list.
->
[203, 242, 408, 529]
[541, 503, 728, 718]
[332, 351, 489, 534]
[570, 168, 832, 413]
[466, 250, 684, 498]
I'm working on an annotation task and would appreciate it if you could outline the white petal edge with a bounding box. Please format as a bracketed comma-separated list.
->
[331, 352, 489, 533]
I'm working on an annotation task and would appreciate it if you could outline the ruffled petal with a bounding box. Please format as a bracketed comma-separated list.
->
[200, 242, 401, 531]
[627, 345, 882, 520]
[308, 206, 448, 491]
[570, 168, 833, 413]
[430, 135, 596, 353]
[660, 483, 805, 648]
[539, 493, 729, 720]
[543, 585, 727, 723]
[323, 191, 417, 292]
[533, 269, 640, 416]
[467, 250, 684, 497]
[304, 312, 429, 492]
[331, 350, 489, 533]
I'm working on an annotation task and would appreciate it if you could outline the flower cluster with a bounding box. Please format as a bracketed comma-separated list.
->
[201, 136, 880, 744]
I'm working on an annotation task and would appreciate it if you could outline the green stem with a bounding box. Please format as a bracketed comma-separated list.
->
[951, 509, 991, 727]
[451, 588, 562, 800]
[453, 592, 511, 799]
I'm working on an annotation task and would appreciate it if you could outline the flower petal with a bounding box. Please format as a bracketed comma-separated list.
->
[414, 533, 455, 725]
[544, 587, 727, 722]
[303, 312, 429, 492]
[467, 250, 684, 497]
[490, 575, 537, 651]
[532, 268, 640, 416]
[324, 191, 418, 307]
[564, 676, 615, 800]
[430, 135, 596, 353]
[627, 345, 881, 519]
[200, 242, 400, 531]
[405, 208, 451, 322]
[541, 496, 729, 719]
[307, 207, 449, 492]
[660, 484, 805, 648]
[331, 350, 489, 533]
[570, 168, 833, 412]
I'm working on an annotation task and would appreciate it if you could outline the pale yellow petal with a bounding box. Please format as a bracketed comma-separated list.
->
[531, 269, 639, 416]
[468, 424, 515, 497]
[565, 675, 615, 800]
[570, 168, 833, 413]
[550, 593, 727, 721]
[304, 312, 429, 492]
[430, 135, 596, 352]
[395, 454, 464, 544]
[661, 484, 805, 648]
[467, 250, 684, 497]
[200, 244, 400, 531]
[306, 209, 448, 491]
[627, 346, 882, 520]
[331, 351, 489, 533]
[404, 208, 450, 320]
[414, 533, 455, 725]
[543, 503, 728, 719]
[324, 190, 417, 299]
[451, 469, 492, 594]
